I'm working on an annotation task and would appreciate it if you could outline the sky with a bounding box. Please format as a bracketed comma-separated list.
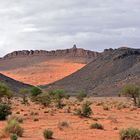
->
[0, 0, 140, 56]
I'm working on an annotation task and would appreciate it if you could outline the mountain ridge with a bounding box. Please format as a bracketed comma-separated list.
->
[0, 45, 99, 85]
[2, 45, 100, 61]
[42, 47, 140, 96]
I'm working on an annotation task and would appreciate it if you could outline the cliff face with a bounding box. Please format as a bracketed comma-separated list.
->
[3, 46, 99, 59]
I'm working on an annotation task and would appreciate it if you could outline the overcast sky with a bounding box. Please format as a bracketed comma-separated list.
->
[0, 0, 140, 56]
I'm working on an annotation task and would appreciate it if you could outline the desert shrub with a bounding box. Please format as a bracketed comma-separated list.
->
[43, 129, 53, 139]
[34, 112, 39, 115]
[49, 89, 66, 99]
[33, 118, 39, 121]
[65, 95, 70, 100]
[103, 105, 109, 111]
[37, 93, 51, 107]
[122, 84, 140, 106]
[114, 127, 118, 130]
[90, 123, 104, 130]
[0, 83, 12, 102]
[119, 127, 140, 140]
[30, 87, 42, 100]
[5, 119, 24, 137]
[23, 113, 28, 116]
[74, 108, 82, 116]
[7, 115, 23, 123]
[107, 116, 118, 123]
[116, 103, 128, 110]
[30, 111, 39, 116]
[19, 88, 29, 105]
[64, 106, 71, 113]
[49, 89, 66, 108]
[10, 133, 18, 140]
[92, 117, 98, 121]
[0, 103, 11, 120]
[30, 111, 35, 116]
[44, 110, 49, 114]
[77, 90, 87, 102]
[75, 101, 92, 117]
[96, 102, 104, 106]
[57, 121, 69, 130]
[55, 89, 65, 99]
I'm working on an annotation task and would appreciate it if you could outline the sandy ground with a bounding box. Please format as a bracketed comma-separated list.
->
[0, 60, 85, 86]
[0, 97, 140, 140]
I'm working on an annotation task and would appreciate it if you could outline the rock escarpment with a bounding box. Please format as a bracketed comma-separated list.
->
[3, 45, 99, 60]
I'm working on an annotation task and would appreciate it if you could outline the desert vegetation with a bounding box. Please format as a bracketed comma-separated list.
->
[4, 119, 24, 137]
[75, 101, 92, 117]
[119, 127, 140, 140]
[43, 129, 53, 139]
[0, 83, 140, 140]
[122, 84, 140, 106]
[77, 90, 87, 102]
[90, 123, 104, 130]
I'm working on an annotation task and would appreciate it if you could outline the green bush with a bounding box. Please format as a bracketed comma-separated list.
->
[30, 87, 42, 100]
[77, 90, 87, 102]
[0, 103, 11, 120]
[43, 129, 53, 139]
[50, 89, 65, 99]
[10, 133, 18, 140]
[90, 123, 104, 130]
[37, 93, 51, 107]
[119, 127, 140, 140]
[49, 89, 66, 108]
[5, 119, 24, 137]
[75, 101, 92, 117]
[0, 83, 12, 102]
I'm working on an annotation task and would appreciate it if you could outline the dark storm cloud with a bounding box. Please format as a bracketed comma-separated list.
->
[0, 0, 140, 56]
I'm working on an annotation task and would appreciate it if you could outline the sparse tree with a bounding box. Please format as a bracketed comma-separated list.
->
[122, 84, 140, 106]
[49, 89, 66, 108]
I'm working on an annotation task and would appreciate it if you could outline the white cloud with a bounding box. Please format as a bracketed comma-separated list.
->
[0, 0, 140, 56]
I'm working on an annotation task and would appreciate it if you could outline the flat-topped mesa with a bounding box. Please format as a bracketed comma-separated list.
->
[3, 46, 100, 59]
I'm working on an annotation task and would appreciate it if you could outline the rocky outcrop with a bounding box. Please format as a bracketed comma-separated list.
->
[113, 48, 140, 60]
[3, 45, 100, 59]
